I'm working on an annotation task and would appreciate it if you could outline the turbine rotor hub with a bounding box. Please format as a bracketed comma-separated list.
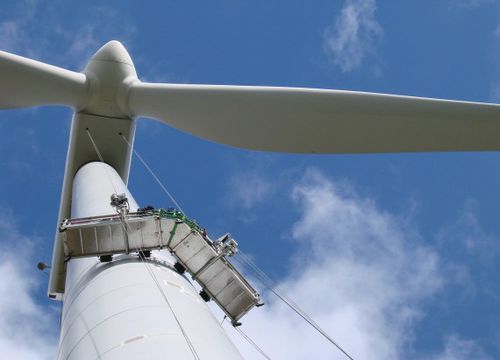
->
[82, 40, 137, 118]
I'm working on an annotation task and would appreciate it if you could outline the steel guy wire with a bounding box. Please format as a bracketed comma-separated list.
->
[124, 220, 201, 360]
[118, 132, 352, 359]
[86, 129, 104, 162]
[234, 326, 272, 360]
[86, 131, 199, 359]
[120, 134, 186, 214]
[234, 250, 355, 360]
[220, 313, 271, 359]
[86, 129, 118, 194]
[116, 203, 199, 359]
[139, 256, 201, 360]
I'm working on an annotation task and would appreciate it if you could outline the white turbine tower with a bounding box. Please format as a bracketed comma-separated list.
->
[2, 40, 500, 359]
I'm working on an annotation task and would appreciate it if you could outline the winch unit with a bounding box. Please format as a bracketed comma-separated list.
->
[59, 199, 261, 325]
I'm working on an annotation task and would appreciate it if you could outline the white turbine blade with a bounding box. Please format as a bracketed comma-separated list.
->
[128, 83, 500, 154]
[0, 50, 88, 109]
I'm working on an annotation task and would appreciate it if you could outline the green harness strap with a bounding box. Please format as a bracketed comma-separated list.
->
[166, 221, 179, 248]
[146, 208, 205, 247]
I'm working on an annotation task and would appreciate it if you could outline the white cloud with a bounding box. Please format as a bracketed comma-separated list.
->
[0, 20, 22, 52]
[324, 0, 383, 73]
[432, 335, 493, 360]
[0, 213, 58, 360]
[436, 199, 499, 262]
[227, 171, 273, 210]
[0, 0, 40, 57]
[0, 170, 490, 360]
[0, 1, 135, 69]
[57, 6, 136, 69]
[451, 0, 493, 9]
[218, 168, 492, 359]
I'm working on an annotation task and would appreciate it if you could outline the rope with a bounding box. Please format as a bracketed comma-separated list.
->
[118, 205, 200, 359]
[235, 250, 355, 360]
[120, 134, 186, 214]
[88, 133, 200, 360]
[114, 132, 351, 359]
[234, 326, 272, 360]
[138, 254, 201, 360]
[86, 129, 118, 194]
[125, 216, 201, 360]
[86, 129, 104, 162]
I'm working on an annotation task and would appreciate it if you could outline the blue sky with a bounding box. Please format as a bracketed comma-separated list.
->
[1, 0, 500, 359]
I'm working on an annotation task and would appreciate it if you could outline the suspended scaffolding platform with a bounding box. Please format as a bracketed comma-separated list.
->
[59, 208, 260, 324]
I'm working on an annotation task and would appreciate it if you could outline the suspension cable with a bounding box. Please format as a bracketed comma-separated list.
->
[121, 204, 200, 360]
[234, 326, 272, 360]
[117, 133, 353, 359]
[234, 250, 355, 360]
[119, 134, 274, 359]
[220, 314, 271, 359]
[120, 134, 186, 214]
[86, 129, 104, 162]
[89, 134, 200, 360]
[86, 129, 118, 194]
[138, 253, 201, 360]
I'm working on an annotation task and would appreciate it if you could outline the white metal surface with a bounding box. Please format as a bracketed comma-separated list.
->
[3, 38, 500, 297]
[128, 82, 500, 153]
[49, 111, 135, 299]
[4, 40, 500, 155]
[169, 228, 260, 322]
[59, 162, 243, 360]
[60, 213, 166, 257]
[6, 37, 500, 358]
[60, 212, 261, 323]
[0, 49, 87, 109]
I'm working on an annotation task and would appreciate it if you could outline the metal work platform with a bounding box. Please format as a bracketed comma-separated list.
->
[59, 209, 260, 324]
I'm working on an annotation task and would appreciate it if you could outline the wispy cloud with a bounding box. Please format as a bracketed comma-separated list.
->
[0, 0, 40, 57]
[219, 168, 480, 359]
[227, 170, 274, 210]
[0, 212, 58, 360]
[0, 20, 22, 53]
[483, 2, 500, 102]
[437, 199, 499, 263]
[0, 1, 136, 69]
[54, 6, 136, 69]
[432, 335, 493, 360]
[323, 0, 383, 73]
[450, 0, 493, 9]
[492, 22, 500, 101]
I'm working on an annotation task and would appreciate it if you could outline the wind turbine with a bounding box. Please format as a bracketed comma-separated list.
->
[2, 40, 500, 359]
